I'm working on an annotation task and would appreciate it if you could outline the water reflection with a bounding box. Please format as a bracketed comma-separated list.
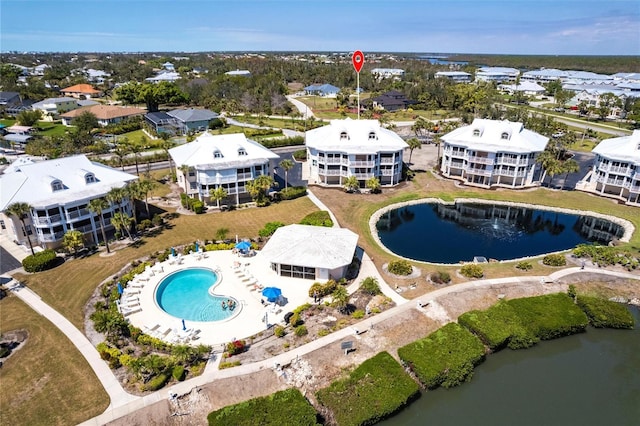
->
[376, 202, 624, 263]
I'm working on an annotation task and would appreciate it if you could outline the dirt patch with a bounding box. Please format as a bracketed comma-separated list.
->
[0, 329, 28, 365]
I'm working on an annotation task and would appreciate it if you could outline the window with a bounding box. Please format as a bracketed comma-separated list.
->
[238, 148, 247, 156]
[501, 132, 510, 140]
[0, 220, 5, 230]
[340, 131, 348, 140]
[473, 129, 481, 137]
[368, 131, 377, 140]
[214, 150, 223, 158]
[188, 169, 195, 176]
[85, 173, 96, 184]
[51, 180, 64, 191]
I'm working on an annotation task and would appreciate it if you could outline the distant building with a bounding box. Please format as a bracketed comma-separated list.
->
[145, 71, 181, 83]
[0, 92, 21, 112]
[440, 119, 549, 188]
[576, 130, 640, 206]
[61, 105, 145, 127]
[435, 71, 472, 83]
[304, 83, 340, 97]
[498, 81, 546, 96]
[60, 84, 103, 99]
[369, 90, 417, 112]
[371, 68, 405, 80]
[31, 97, 80, 121]
[225, 69, 251, 77]
[305, 118, 407, 188]
[475, 67, 519, 83]
[168, 132, 279, 205]
[0, 155, 138, 249]
[144, 108, 219, 135]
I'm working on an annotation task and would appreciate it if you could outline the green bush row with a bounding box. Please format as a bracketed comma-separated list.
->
[180, 193, 205, 213]
[22, 249, 59, 272]
[299, 210, 333, 227]
[207, 388, 319, 426]
[387, 259, 413, 276]
[316, 352, 420, 426]
[279, 186, 307, 200]
[542, 253, 566, 266]
[258, 136, 305, 148]
[398, 322, 486, 389]
[573, 243, 639, 271]
[576, 295, 634, 329]
[258, 221, 285, 237]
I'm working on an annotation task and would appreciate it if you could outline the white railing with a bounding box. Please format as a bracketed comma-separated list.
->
[496, 157, 529, 166]
[496, 169, 526, 177]
[67, 209, 90, 220]
[237, 172, 253, 180]
[468, 156, 494, 165]
[466, 168, 493, 177]
[597, 176, 630, 187]
[39, 231, 64, 242]
[351, 160, 375, 167]
[607, 165, 632, 175]
[380, 169, 395, 176]
[354, 173, 374, 179]
[34, 214, 62, 225]
[379, 158, 395, 164]
[320, 158, 345, 165]
[320, 169, 343, 176]
[73, 224, 95, 233]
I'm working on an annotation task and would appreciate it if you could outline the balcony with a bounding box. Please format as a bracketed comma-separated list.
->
[319, 169, 343, 176]
[354, 173, 374, 179]
[351, 160, 375, 167]
[466, 167, 493, 177]
[73, 224, 95, 233]
[380, 169, 396, 176]
[597, 176, 630, 187]
[496, 169, 526, 177]
[608, 165, 632, 175]
[468, 156, 494, 165]
[34, 214, 62, 226]
[379, 158, 395, 164]
[199, 175, 238, 184]
[320, 158, 346, 165]
[496, 157, 529, 166]
[67, 208, 90, 221]
[237, 172, 253, 181]
[39, 231, 64, 242]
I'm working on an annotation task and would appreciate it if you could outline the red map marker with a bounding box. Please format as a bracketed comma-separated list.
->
[352, 50, 364, 73]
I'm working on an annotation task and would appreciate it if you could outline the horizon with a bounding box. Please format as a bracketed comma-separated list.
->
[1, 0, 639, 55]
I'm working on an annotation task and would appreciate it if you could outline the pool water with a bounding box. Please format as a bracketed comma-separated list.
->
[155, 268, 238, 322]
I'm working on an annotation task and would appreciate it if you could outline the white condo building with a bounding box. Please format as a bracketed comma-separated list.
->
[0, 155, 137, 249]
[169, 131, 280, 205]
[440, 119, 549, 188]
[306, 119, 408, 188]
[576, 130, 640, 206]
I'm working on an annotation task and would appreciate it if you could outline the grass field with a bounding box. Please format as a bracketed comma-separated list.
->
[0, 294, 109, 425]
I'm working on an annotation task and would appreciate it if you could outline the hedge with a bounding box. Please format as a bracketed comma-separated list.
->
[299, 211, 333, 227]
[207, 388, 319, 426]
[387, 259, 412, 276]
[398, 322, 485, 389]
[142, 373, 170, 391]
[316, 352, 420, 426]
[576, 295, 634, 329]
[22, 249, 59, 272]
[279, 186, 307, 200]
[458, 301, 528, 350]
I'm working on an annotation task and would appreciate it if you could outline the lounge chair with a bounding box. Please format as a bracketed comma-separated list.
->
[122, 307, 142, 316]
[143, 324, 161, 335]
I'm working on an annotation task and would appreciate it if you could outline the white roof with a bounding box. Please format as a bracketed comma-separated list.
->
[260, 224, 359, 269]
[436, 71, 471, 76]
[442, 118, 549, 154]
[31, 97, 77, 108]
[0, 155, 138, 210]
[592, 130, 640, 164]
[306, 119, 408, 154]
[499, 81, 546, 92]
[477, 67, 519, 75]
[168, 131, 279, 169]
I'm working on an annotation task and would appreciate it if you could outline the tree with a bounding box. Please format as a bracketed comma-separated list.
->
[62, 230, 84, 256]
[88, 198, 111, 253]
[279, 158, 294, 189]
[112, 144, 128, 171]
[106, 186, 127, 215]
[343, 176, 360, 193]
[160, 135, 176, 178]
[6, 202, 35, 255]
[179, 164, 191, 193]
[74, 111, 99, 133]
[16, 109, 42, 127]
[246, 174, 275, 206]
[115, 81, 188, 112]
[411, 116, 430, 139]
[596, 93, 622, 121]
[331, 285, 349, 314]
[209, 187, 228, 209]
[137, 179, 157, 218]
[111, 212, 134, 241]
[536, 150, 559, 186]
[554, 89, 572, 110]
[560, 158, 580, 190]
[365, 177, 381, 193]
[127, 143, 143, 176]
[406, 137, 421, 164]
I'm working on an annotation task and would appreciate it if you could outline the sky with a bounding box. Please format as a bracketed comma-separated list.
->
[1, 0, 639, 55]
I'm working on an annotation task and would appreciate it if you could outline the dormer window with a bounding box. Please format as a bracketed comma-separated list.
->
[214, 150, 223, 158]
[340, 131, 348, 140]
[85, 173, 96, 184]
[51, 180, 64, 191]
[368, 131, 377, 140]
[238, 148, 247, 156]
[501, 132, 510, 140]
[473, 129, 481, 137]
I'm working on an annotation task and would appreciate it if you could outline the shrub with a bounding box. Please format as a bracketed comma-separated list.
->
[22, 249, 59, 272]
[274, 326, 286, 337]
[294, 325, 308, 337]
[387, 260, 412, 276]
[219, 360, 241, 369]
[316, 352, 420, 426]
[460, 264, 484, 278]
[576, 295, 634, 329]
[142, 373, 170, 391]
[318, 329, 330, 337]
[515, 261, 533, 271]
[225, 340, 247, 356]
[172, 365, 186, 381]
[308, 280, 338, 298]
[299, 211, 333, 227]
[542, 254, 566, 267]
[292, 149, 307, 161]
[352, 310, 365, 319]
[192, 200, 205, 214]
[279, 186, 307, 200]
[259, 221, 285, 238]
[207, 388, 317, 426]
[360, 277, 381, 295]
[289, 313, 303, 327]
[430, 271, 451, 284]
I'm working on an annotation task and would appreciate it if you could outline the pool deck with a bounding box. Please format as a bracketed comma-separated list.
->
[124, 250, 315, 347]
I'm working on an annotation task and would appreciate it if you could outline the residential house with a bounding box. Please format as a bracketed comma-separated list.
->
[435, 71, 472, 83]
[3, 125, 34, 146]
[0, 92, 21, 112]
[371, 68, 405, 80]
[145, 111, 179, 135]
[475, 67, 519, 83]
[260, 224, 359, 281]
[61, 105, 146, 127]
[304, 83, 340, 97]
[522, 69, 613, 84]
[369, 91, 416, 112]
[305, 118, 407, 188]
[167, 108, 219, 134]
[498, 81, 546, 96]
[0, 155, 138, 249]
[575, 130, 640, 206]
[60, 84, 103, 99]
[225, 69, 251, 77]
[31, 97, 80, 121]
[162, 62, 175, 71]
[440, 119, 549, 188]
[85, 68, 111, 84]
[168, 132, 280, 205]
[145, 71, 181, 83]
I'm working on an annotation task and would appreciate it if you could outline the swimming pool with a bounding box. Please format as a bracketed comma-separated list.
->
[155, 267, 239, 322]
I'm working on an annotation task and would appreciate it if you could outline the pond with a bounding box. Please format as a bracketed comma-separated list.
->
[381, 306, 640, 426]
[376, 202, 625, 263]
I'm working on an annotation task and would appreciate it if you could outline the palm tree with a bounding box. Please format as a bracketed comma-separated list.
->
[111, 212, 133, 241]
[179, 164, 190, 193]
[536, 150, 558, 185]
[560, 158, 580, 190]
[209, 186, 228, 209]
[106, 186, 126, 215]
[406, 137, 421, 165]
[112, 144, 127, 171]
[246, 175, 275, 206]
[279, 158, 294, 189]
[160, 134, 176, 179]
[365, 177, 381, 193]
[62, 230, 84, 256]
[88, 198, 111, 253]
[137, 179, 157, 218]
[331, 286, 349, 314]
[127, 143, 143, 176]
[343, 176, 360, 193]
[6, 202, 35, 255]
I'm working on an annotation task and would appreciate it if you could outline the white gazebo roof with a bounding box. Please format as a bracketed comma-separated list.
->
[592, 130, 640, 164]
[305, 118, 408, 154]
[260, 224, 359, 270]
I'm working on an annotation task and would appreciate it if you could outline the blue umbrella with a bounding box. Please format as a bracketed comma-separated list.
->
[117, 282, 123, 294]
[181, 319, 187, 331]
[262, 287, 282, 302]
[235, 241, 251, 251]
[195, 242, 199, 253]
[171, 247, 176, 257]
